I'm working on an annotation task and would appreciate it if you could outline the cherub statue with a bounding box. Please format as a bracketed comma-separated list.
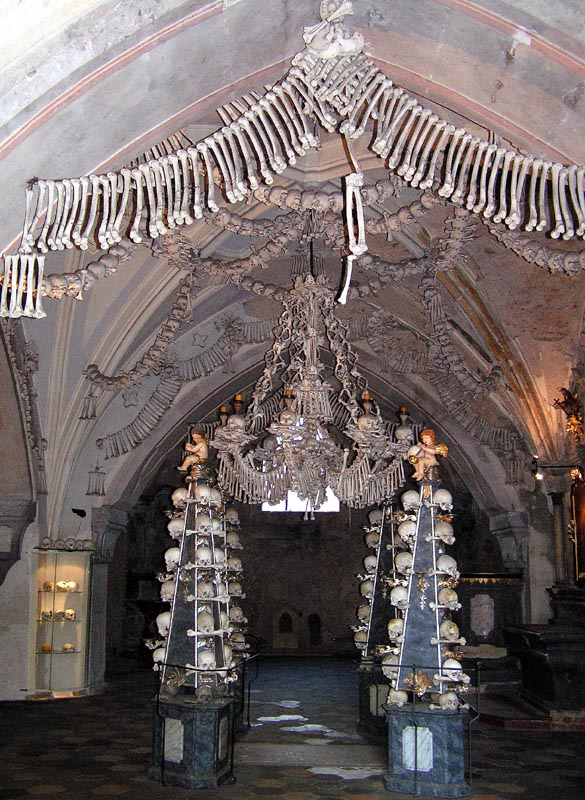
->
[178, 426, 209, 473]
[408, 429, 448, 482]
[553, 387, 580, 418]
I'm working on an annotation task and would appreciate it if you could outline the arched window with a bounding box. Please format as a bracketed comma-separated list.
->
[279, 612, 293, 633]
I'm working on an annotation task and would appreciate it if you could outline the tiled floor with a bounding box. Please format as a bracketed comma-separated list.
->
[1, 655, 584, 799]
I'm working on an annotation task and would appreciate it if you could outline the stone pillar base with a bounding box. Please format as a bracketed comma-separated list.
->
[150, 695, 235, 789]
[385, 704, 471, 797]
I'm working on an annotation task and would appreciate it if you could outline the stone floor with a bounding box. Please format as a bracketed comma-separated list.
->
[1, 655, 584, 799]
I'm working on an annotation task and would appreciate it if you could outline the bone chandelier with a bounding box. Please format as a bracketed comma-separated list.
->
[210, 255, 410, 512]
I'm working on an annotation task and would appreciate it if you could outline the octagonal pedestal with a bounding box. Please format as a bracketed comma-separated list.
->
[385, 704, 471, 797]
[150, 695, 235, 789]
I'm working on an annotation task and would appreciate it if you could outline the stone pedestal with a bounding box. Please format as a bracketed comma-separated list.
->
[547, 585, 585, 627]
[385, 704, 471, 797]
[504, 624, 585, 711]
[356, 659, 387, 742]
[150, 695, 235, 789]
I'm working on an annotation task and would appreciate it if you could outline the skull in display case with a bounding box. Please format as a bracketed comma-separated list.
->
[64, 608, 76, 621]
[62, 643, 75, 653]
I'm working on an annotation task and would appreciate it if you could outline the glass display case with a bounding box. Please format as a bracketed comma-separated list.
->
[34, 548, 92, 695]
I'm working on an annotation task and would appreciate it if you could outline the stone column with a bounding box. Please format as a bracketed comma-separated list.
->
[544, 470, 573, 586]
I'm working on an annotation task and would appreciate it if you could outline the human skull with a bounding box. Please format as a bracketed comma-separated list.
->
[359, 579, 375, 599]
[194, 483, 211, 504]
[214, 548, 226, 565]
[209, 487, 223, 508]
[364, 531, 380, 549]
[195, 546, 213, 566]
[42, 581, 54, 592]
[171, 487, 188, 508]
[64, 538, 76, 551]
[394, 551, 413, 576]
[228, 580, 243, 596]
[152, 646, 166, 669]
[225, 508, 240, 526]
[164, 547, 181, 571]
[156, 611, 171, 637]
[66, 581, 78, 592]
[197, 580, 214, 599]
[387, 688, 409, 707]
[438, 587, 460, 609]
[357, 604, 371, 623]
[194, 514, 213, 535]
[440, 620, 460, 641]
[167, 517, 184, 540]
[381, 653, 399, 680]
[197, 611, 215, 633]
[368, 509, 383, 528]
[353, 630, 368, 649]
[197, 649, 216, 669]
[229, 606, 246, 623]
[441, 658, 467, 682]
[226, 530, 242, 548]
[438, 691, 459, 710]
[41, 610, 53, 621]
[39, 537, 52, 550]
[387, 617, 404, 642]
[223, 643, 234, 666]
[435, 520, 455, 545]
[363, 554, 378, 574]
[436, 554, 459, 577]
[217, 581, 228, 597]
[160, 579, 176, 603]
[54, 611, 66, 621]
[54, 539, 65, 550]
[230, 631, 246, 649]
[398, 520, 417, 547]
[211, 517, 223, 534]
[227, 556, 242, 572]
[401, 489, 420, 511]
[41, 642, 52, 653]
[56, 580, 69, 591]
[64, 608, 76, 621]
[390, 585, 409, 609]
[433, 488, 453, 511]
[62, 643, 75, 653]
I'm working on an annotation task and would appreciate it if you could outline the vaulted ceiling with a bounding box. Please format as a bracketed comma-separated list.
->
[1, 0, 585, 540]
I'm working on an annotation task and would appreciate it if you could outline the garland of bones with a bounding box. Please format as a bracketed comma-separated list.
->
[0, 2, 569, 471]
